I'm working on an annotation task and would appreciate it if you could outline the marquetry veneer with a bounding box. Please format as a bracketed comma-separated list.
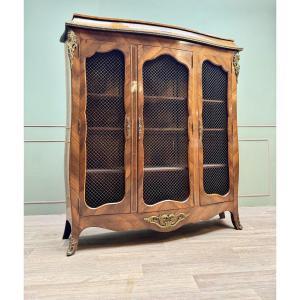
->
[61, 14, 243, 256]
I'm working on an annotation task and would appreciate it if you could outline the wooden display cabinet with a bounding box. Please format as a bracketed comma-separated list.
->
[61, 14, 243, 256]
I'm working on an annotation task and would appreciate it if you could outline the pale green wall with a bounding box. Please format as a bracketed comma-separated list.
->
[24, 0, 276, 215]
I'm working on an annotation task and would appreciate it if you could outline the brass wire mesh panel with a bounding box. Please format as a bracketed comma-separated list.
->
[202, 130, 228, 165]
[143, 170, 190, 203]
[144, 131, 188, 167]
[202, 101, 227, 128]
[85, 51, 125, 208]
[86, 130, 124, 169]
[144, 100, 187, 128]
[142, 55, 190, 205]
[203, 167, 229, 195]
[202, 60, 229, 195]
[85, 171, 125, 208]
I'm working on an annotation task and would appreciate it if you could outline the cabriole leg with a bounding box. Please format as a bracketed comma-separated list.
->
[62, 220, 71, 240]
[230, 211, 243, 230]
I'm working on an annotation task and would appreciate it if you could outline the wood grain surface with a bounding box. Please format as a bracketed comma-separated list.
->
[64, 27, 242, 255]
[62, 14, 242, 51]
[25, 207, 275, 300]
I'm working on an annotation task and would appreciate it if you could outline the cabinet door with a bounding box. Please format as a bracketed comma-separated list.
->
[137, 45, 196, 213]
[79, 40, 132, 216]
[198, 50, 234, 205]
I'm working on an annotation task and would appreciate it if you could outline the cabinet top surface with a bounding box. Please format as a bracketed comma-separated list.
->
[61, 13, 242, 51]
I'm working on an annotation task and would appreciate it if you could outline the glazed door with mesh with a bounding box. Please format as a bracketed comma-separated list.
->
[137, 46, 194, 212]
[199, 56, 233, 205]
[79, 41, 132, 216]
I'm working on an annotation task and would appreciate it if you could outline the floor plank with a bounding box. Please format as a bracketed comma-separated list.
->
[24, 207, 276, 300]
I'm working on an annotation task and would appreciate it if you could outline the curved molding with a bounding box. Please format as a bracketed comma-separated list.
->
[62, 15, 242, 51]
[143, 51, 191, 71]
[202, 58, 229, 74]
[81, 40, 127, 58]
[78, 202, 234, 232]
[238, 138, 271, 198]
[73, 14, 235, 42]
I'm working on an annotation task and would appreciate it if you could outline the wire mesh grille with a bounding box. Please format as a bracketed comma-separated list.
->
[86, 130, 124, 169]
[202, 60, 229, 195]
[85, 50, 125, 208]
[202, 61, 228, 100]
[144, 100, 187, 128]
[142, 55, 190, 205]
[86, 95, 125, 128]
[144, 131, 188, 168]
[202, 130, 228, 165]
[203, 167, 229, 195]
[85, 171, 125, 208]
[143, 55, 188, 98]
[203, 101, 227, 128]
[143, 170, 190, 205]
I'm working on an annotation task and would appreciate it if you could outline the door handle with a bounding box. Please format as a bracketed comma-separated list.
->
[125, 115, 130, 139]
[138, 117, 143, 140]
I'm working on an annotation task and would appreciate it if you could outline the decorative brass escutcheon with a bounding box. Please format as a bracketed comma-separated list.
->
[144, 213, 189, 229]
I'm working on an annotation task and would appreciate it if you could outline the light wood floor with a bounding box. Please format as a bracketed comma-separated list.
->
[24, 207, 275, 300]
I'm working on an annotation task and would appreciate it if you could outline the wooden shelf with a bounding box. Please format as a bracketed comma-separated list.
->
[88, 127, 123, 131]
[203, 99, 225, 104]
[203, 128, 225, 132]
[144, 95, 187, 101]
[87, 168, 124, 174]
[88, 93, 122, 98]
[203, 164, 226, 169]
[144, 166, 187, 172]
[145, 127, 186, 132]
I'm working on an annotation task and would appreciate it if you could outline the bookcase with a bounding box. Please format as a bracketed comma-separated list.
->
[61, 14, 243, 256]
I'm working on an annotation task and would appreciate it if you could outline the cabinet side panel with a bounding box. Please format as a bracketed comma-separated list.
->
[64, 45, 72, 221]
[68, 30, 81, 237]
[231, 53, 239, 211]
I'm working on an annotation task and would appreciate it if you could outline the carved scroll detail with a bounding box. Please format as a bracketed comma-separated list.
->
[144, 213, 189, 229]
[66, 30, 78, 68]
[233, 52, 240, 82]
